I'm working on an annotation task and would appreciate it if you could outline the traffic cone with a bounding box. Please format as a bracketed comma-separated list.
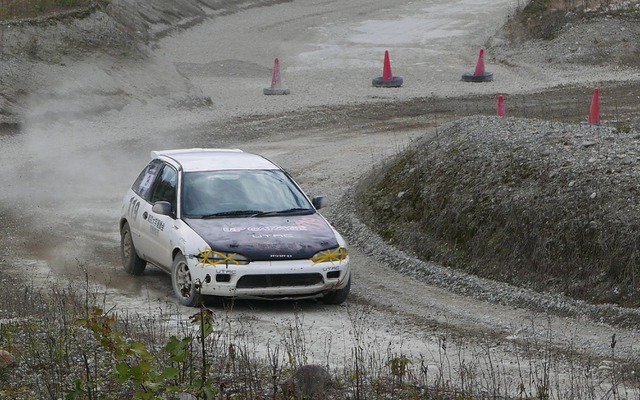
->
[382, 50, 393, 81]
[264, 57, 290, 95]
[372, 50, 403, 88]
[497, 95, 505, 117]
[462, 48, 493, 82]
[474, 48, 486, 76]
[588, 87, 600, 125]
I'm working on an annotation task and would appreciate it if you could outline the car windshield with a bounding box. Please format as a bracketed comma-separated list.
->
[181, 169, 313, 218]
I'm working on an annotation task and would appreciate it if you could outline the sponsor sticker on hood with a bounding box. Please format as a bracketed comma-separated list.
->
[185, 214, 339, 261]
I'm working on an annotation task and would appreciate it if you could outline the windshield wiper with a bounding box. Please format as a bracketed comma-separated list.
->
[201, 210, 264, 218]
[253, 208, 314, 217]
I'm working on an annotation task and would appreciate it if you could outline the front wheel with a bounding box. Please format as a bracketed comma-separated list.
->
[171, 253, 202, 307]
[321, 274, 351, 305]
[121, 222, 146, 275]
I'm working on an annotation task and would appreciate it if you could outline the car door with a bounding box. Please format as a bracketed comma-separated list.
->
[140, 163, 178, 270]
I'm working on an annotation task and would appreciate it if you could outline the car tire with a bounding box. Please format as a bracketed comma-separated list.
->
[121, 222, 146, 275]
[321, 274, 351, 305]
[172, 253, 202, 307]
[461, 72, 493, 82]
[372, 76, 403, 88]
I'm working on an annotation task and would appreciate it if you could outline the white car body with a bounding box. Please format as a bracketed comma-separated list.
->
[119, 148, 351, 306]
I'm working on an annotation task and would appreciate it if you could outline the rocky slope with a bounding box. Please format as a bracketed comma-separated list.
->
[0, 0, 289, 126]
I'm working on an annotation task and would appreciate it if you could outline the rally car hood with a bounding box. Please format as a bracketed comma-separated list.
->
[184, 213, 339, 261]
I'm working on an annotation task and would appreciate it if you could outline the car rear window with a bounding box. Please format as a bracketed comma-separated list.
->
[132, 160, 163, 200]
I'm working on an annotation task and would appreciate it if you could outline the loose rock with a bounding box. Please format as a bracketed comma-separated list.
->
[280, 364, 332, 400]
[0, 349, 15, 367]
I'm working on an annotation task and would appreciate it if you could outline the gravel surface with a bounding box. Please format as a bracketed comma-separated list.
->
[343, 115, 640, 326]
[1, 0, 640, 398]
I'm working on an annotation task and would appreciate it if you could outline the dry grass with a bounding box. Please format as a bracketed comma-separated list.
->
[356, 115, 640, 309]
[1, 269, 639, 399]
[506, 0, 640, 42]
[0, 0, 93, 21]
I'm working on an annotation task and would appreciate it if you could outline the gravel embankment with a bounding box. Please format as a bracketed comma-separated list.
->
[336, 115, 640, 329]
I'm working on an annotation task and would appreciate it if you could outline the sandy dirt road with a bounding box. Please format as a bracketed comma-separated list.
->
[1, 0, 639, 395]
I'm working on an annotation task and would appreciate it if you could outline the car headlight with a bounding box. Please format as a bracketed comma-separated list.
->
[195, 247, 250, 266]
[310, 246, 348, 265]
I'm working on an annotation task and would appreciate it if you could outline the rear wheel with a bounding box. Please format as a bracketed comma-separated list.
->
[121, 222, 146, 275]
[321, 275, 351, 305]
[171, 253, 202, 307]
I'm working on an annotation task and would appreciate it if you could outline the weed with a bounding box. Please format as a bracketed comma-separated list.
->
[0, 0, 93, 21]
[357, 113, 640, 309]
[1, 273, 640, 398]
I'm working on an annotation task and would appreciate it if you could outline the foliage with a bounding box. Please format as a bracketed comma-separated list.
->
[1, 276, 639, 399]
[76, 306, 217, 399]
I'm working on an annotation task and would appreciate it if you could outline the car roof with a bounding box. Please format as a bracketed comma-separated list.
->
[151, 148, 279, 172]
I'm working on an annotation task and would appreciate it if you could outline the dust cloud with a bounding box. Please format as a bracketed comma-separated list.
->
[0, 55, 199, 282]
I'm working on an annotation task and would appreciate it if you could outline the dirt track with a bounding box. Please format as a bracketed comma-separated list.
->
[1, 0, 640, 395]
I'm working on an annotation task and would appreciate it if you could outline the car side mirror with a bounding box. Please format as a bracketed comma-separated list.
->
[152, 201, 174, 217]
[312, 196, 328, 210]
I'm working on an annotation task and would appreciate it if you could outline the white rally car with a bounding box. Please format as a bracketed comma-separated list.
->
[119, 148, 351, 307]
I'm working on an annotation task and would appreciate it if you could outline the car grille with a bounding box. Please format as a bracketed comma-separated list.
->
[236, 273, 323, 289]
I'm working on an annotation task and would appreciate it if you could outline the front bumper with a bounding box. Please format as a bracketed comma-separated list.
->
[186, 256, 350, 298]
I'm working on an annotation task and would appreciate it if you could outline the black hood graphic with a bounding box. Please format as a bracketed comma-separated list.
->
[184, 214, 339, 261]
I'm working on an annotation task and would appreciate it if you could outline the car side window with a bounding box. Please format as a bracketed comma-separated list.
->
[150, 165, 178, 212]
[132, 160, 163, 201]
